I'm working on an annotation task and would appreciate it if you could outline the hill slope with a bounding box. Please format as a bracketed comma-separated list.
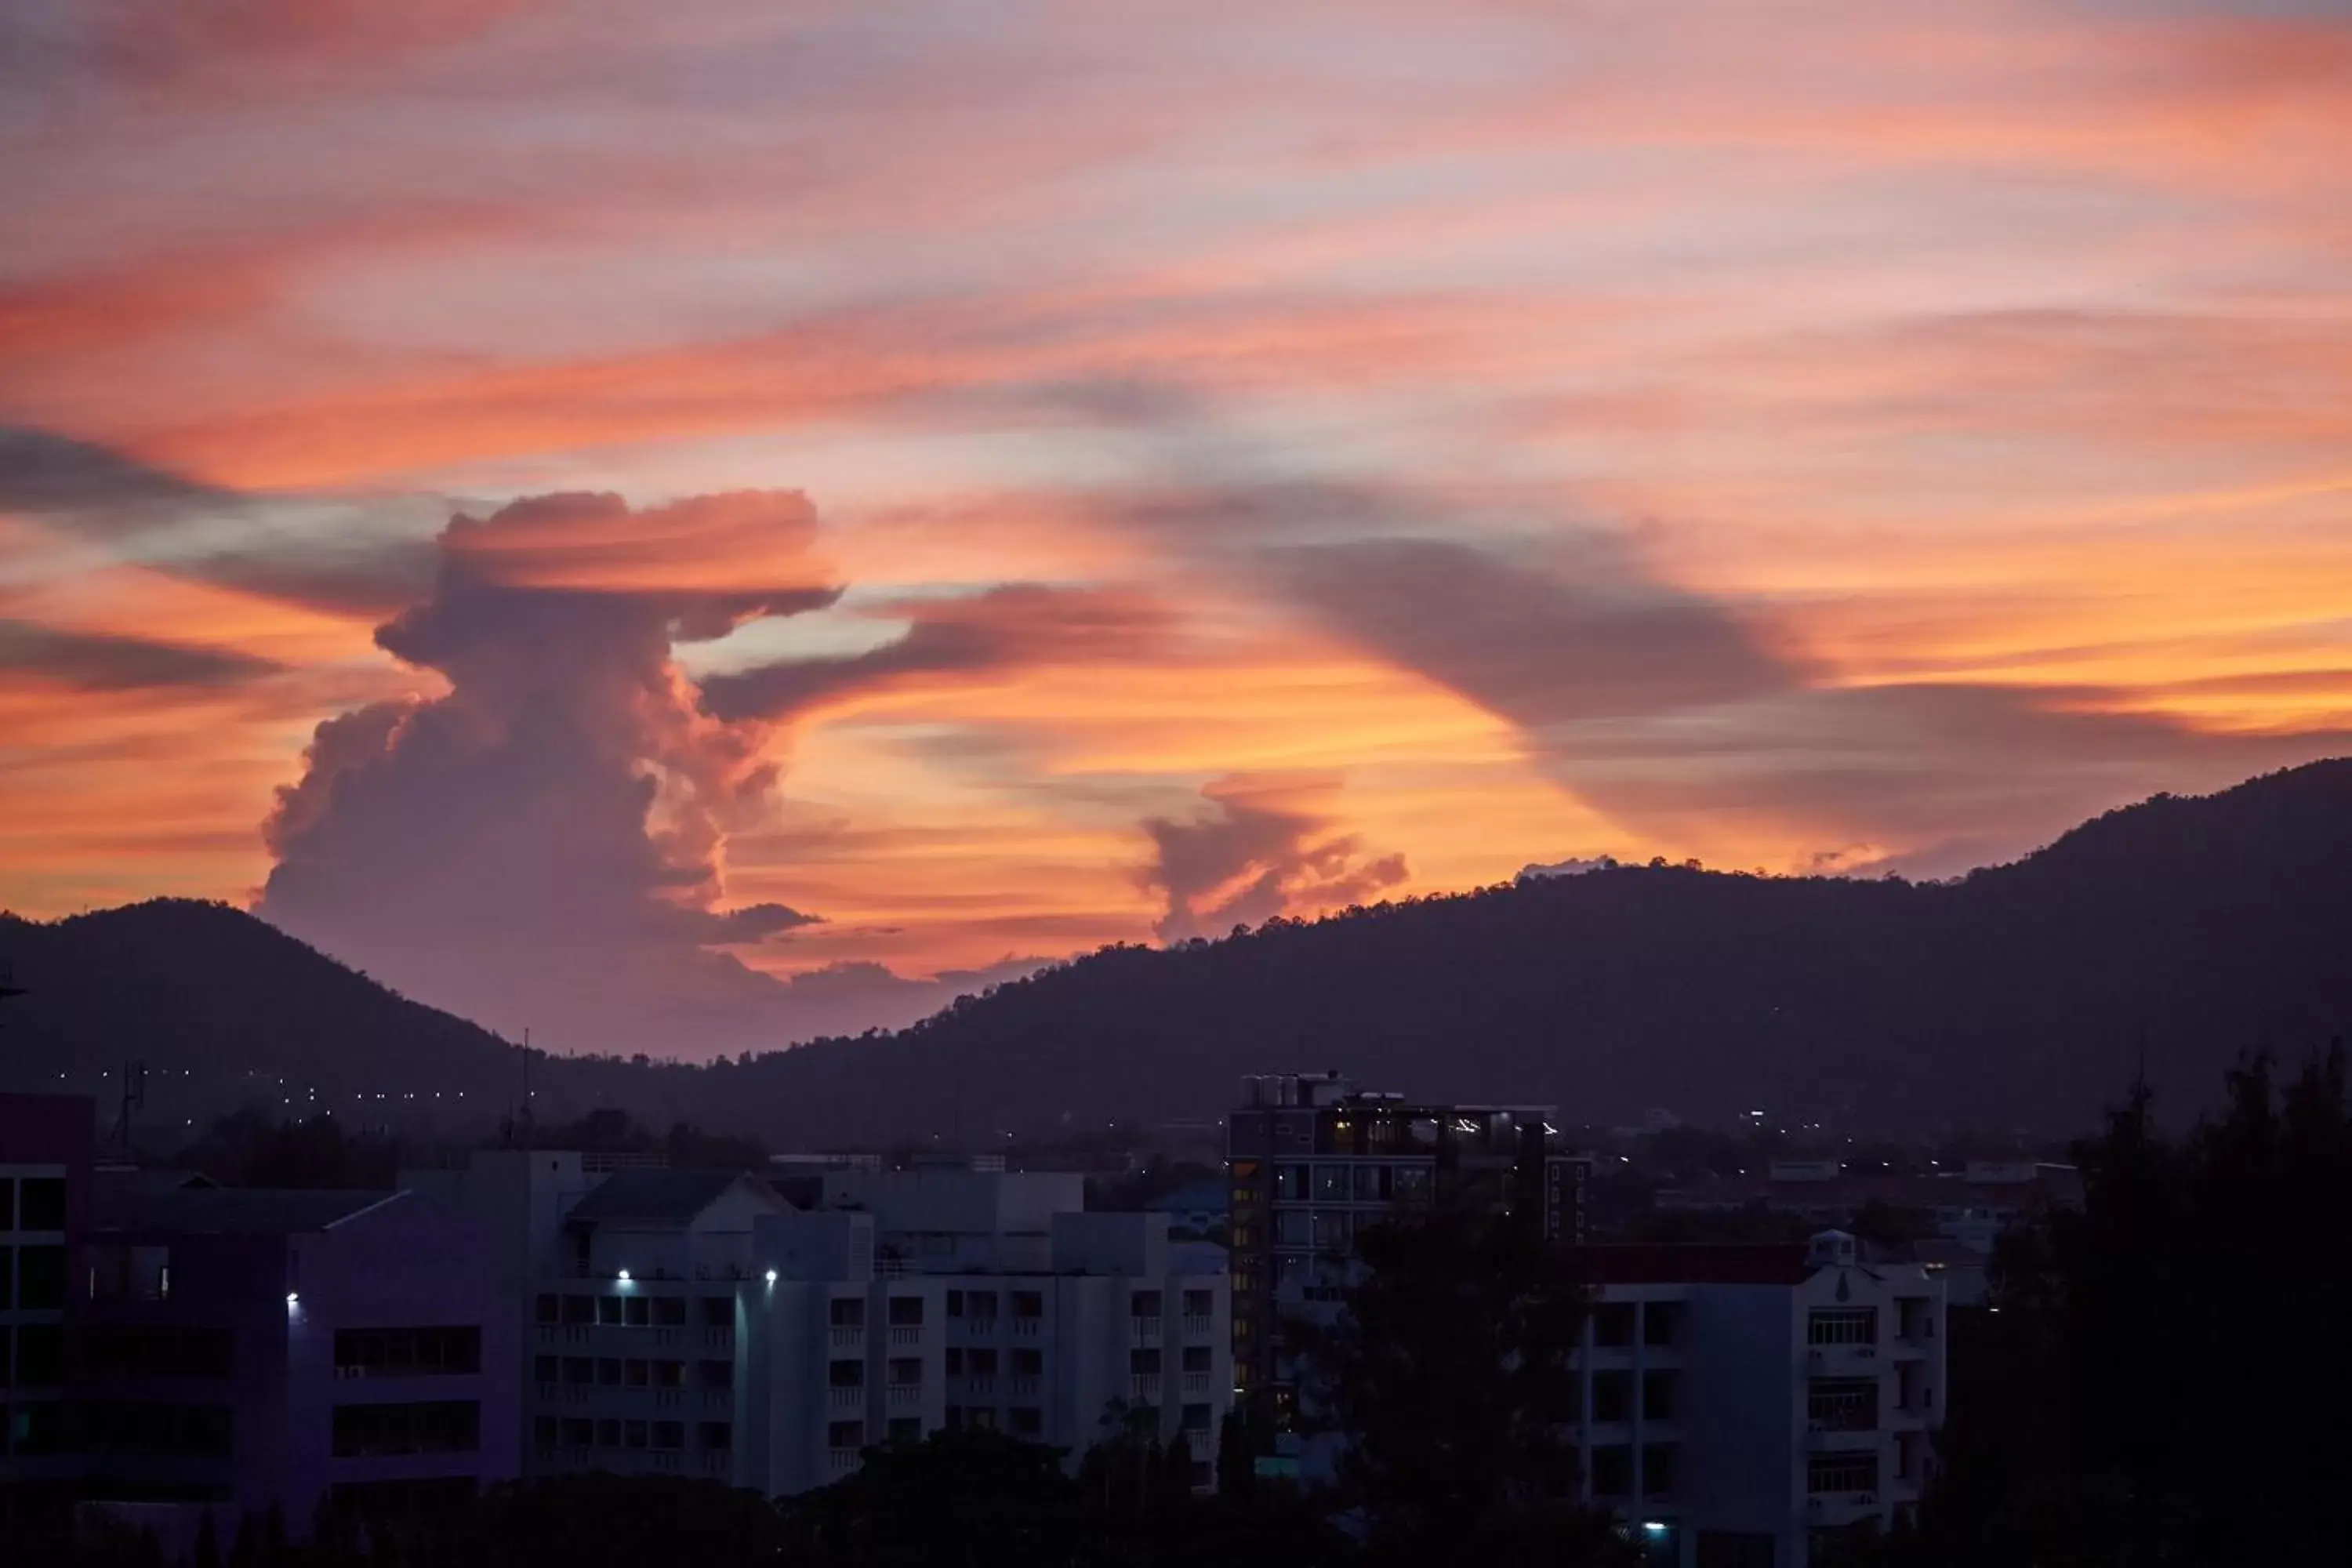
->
[5, 760, 2350, 1140]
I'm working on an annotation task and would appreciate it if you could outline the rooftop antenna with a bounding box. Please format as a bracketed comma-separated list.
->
[113, 1058, 147, 1161]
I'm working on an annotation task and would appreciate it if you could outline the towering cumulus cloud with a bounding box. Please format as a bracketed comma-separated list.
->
[259, 491, 838, 1052]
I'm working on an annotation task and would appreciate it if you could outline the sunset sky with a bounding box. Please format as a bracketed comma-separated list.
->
[3, 0, 2349, 1055]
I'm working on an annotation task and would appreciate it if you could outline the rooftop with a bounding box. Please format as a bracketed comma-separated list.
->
[96, 1185, 406, 1236]
[565, 1167, 782, 1225]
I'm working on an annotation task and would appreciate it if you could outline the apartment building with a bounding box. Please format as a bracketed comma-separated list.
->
[1577, 1232, 1945, 1568]
[71, 1181, 519, 1530]
[1225, 1070, 1591, 1422]
[413, 1154, 1233, 1497]
[2, 1093, 92, 1508]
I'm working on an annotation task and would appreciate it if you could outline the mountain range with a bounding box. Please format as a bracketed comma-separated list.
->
[5, 759, 2351, 1143]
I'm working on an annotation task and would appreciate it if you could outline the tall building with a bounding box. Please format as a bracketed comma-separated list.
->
[408, 1154, 1234, 1497]
[1225, 1070, 1590, 1423]
[1, 1094, 93, 1512]
[75, 1183, 521, 1529]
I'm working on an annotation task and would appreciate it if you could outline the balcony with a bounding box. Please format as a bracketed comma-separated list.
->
[829, 1385, 863, 1410]
[702, 1328, 733, 1352]
[887, 1383, 924, 1409]
[1130, 1374, 1161, 1402]
[1011, 1317, 1043, 1337]
[1182, 1372, 1211, 1396]
[829, 1326, 864, 1352]
[1807, 1344, 1880, 1376]
[1806, 1492, 1884, 1527]
[957, 1316, 1001, 1338]
[956, 1376, 996, 1398]
[699, 1453, 730, 1476]
[1181, 1314, 1214, 1338]
[699, 1388, 733, 1410]
[1806, 1424, 1881, 1451]
[829, 1447, 862, 1474]
[1010, 1375, 1040, 1396]
[654, 1388, 683, 1408]
[889, 1326, 924, 1347]
[1130, 1316, 1163, 1343]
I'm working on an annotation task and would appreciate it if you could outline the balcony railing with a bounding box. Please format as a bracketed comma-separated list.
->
[888, 1325, 924, 1346]
[1130, 1374, 1161, 1401]
[1011, 1318, 1043, 1337]
[829, 1448, 862, 1473]
[887, 1383, 924, 1407]
[1130, 1316, 1163, 1342]
[1181, 1314, 1214, 1338]
[1010, 1375, 1040, 1396]
[829, 1325, 864, 1351]
[1182, 1372, 1210, 1395]
[957, 1376, 996, 1397]
[829, 1385, 863, 1409]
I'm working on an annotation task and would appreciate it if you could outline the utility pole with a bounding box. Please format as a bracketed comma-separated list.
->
[113, 1058, 147, 1161]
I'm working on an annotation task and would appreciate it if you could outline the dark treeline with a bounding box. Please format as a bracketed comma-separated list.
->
[9, 760, 2352, 1144]
[1870, 1044, 2352, 1567]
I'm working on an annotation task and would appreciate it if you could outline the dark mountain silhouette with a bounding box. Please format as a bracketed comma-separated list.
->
[5, 759, 2350, 1142]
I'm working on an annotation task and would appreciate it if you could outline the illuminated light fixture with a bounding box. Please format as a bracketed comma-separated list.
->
[617, 1269, 632, 1283]
[285, 1292, 299, 1308]
[764, 1269, 779, 1285]
[1643, 1522, 1668, 1536]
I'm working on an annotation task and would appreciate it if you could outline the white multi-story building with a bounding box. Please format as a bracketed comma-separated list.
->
[1550, 1231, 1944, 1568]
[405, 1154, 1232, 1496]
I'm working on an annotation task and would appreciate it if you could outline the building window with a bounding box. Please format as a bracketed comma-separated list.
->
[563, 1357, 593, 1385]
[1593, 1303, 1635, 1348]
[967, 1406, 996, 1430]
[830, 1359, 865, 1388]
[967, 1290, 998, 1319]
[701, 1297, 733, 1328]
[699, 1421, 732, 1451]
[1181, 1345, 1212, 1373]
[18, 1178, 66, 1232]
[1352, 1165, 1385, 1201]
[1274, 1165, 1307, 1200]
[597, 1296, 624, 1326]
[1592, 1370, 1632, 1423]
[1392, 1165, 1432, 1202]
[1012, 1348, 1044, 1377]
[830, 1298, 866, 1327]
[535, 1294, 560, 1324]
[654, 1296, 687, 1327]
[1181, 1403, 1212, 1432]
[624, 1296, 652, 1327]
[1313, 1167, 1348, 1202]
[1808, 1308, 1876, 1346]
[82, 1327, 230, 1379]
[561, 1418, 592, 1446]
[654, 1359, 684, 1388]
[1642, 1443, 1679, 1499]
[1009, 1406, 1043, 1437]
[1643, 1301, 1682, 1346]
[827, 1419, 864, 1450]
[1807, 1454, 1878, 1495]
[652, 1421, 684, 1450]
[968, 1348, 998, 1376]
[533, 1415, 557, 1446]
[534, 1355, 558, 1384]
[625, 1359, 649, 1388]
[597, 1358, 622, 1386]
[331, 1400, 480, 1458]
[698, 1359, 731, 1389]
[1011, 1291, 1044, 1319]
[887, 1296, 925, 1326]
[78, 1400, 234, 1459]
[333, 1327, 481, 1377]
[561, 1295, 595, 1326]
[887, 1417, 922, 1444]
[1181, 1289, 1213, 1318]
[596, 1419, 620, 1447]
[1131, 1290, 1163, 1319]
[1641, 1370, 1677, 1421]
[1276, 1210, 1311, 1246]
[887, 1358, 923, 1387]
[1590, 1444, 1632, 1497]
[1808, 1378, 1878, 1431]
[624, 1419, 648, 1450]
[17, 1245, 64, 1311]
[1130, 1348, 1160, 1374]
